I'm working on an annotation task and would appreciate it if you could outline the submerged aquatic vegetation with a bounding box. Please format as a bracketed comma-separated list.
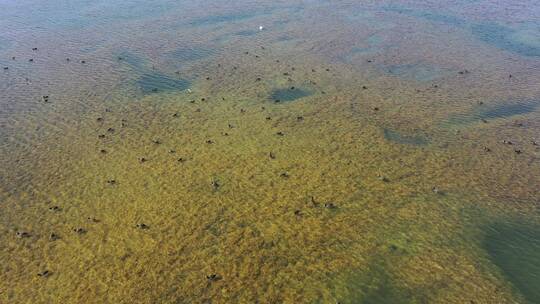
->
[0, 0, 539, 303]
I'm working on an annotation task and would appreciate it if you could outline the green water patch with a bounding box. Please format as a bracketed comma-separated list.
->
[234, 30, 259, 36]
[137, 73, 191, 95]
[472, 22, 540, 57]
[117, 51, 148, 71]
[269, 87, 313, 103]
[189, 11, 262, 27]
[443, 100, 539, 127]
[0, 37, 11, 52]
[338, 260, 425, 304]
[483, 221, 540, 303]
[169, 47, 214, 62]
[381, 6, 463, 27]
[383, 129, 429, 146]
[384, 64, 451, 82]
[382, 5, 540, 58]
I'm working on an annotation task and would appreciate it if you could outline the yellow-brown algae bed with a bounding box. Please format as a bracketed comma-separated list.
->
[0, 0, 539, 303]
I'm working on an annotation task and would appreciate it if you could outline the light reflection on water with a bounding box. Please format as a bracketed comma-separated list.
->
[0, 0, 539, 303]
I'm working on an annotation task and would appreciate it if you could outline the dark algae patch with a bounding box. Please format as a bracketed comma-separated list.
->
[443, 100, 539, 127]
[484, 221, 540, 303]
[383, 129, 429, 146]
[481, 102, 538, 119]
[385, 64, 449, 82]
[270, 87, 312, 103]
[234, 30, 258, 36]
[137, 73, 190, 95]
[116, 51, 191, 94]
[189, 11, 261, 26]
[472, 23, 540, 57]
[117, 51, 146, 71]
[169, 47, 214, 62]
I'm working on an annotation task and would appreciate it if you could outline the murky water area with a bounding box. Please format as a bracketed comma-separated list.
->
[1, 0, 539, 303]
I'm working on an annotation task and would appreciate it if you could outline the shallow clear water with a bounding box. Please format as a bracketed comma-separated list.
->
[1, 0, 539, 303]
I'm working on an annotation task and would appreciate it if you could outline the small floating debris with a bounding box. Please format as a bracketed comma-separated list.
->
[37, 270, 51, 278]
[73, 227, 87, 234]
[378, 175, 389, 182]
[432, 187, 444, 195]
[324, 202, 337, 209]
[16, 231, 30, 238]
[136, 223, 149, 229]
[87, 217, 100, 223]
[206, 274, 222, 282]
[49, 206, 61, 212]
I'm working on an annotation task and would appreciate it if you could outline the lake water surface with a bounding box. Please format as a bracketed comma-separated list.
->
[0, 0, 539, 303]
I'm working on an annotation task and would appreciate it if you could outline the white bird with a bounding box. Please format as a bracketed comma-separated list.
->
[259, 25, 264, 31]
